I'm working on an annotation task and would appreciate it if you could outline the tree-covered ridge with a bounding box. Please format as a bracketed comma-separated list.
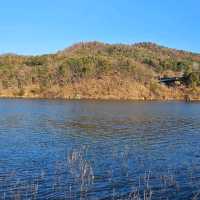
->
[0, 42, 200, 99]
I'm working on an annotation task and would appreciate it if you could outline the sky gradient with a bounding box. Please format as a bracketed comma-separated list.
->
[0, 0, 199, 55]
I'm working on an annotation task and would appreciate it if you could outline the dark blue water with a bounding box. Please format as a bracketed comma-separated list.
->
[0, 99, 200, 200]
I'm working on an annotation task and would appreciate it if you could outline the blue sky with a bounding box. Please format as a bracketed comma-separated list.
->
[0, 0, 199, 55]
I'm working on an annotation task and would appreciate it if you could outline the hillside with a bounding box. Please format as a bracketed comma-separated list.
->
[0, 42, 200, 100]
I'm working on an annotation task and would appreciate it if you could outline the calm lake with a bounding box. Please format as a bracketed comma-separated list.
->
[0, 99, 200, 200]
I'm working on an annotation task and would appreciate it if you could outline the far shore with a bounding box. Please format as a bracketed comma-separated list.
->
[0, 95, 199, 102]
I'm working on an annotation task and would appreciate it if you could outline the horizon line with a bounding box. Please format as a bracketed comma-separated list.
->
[0, 40, 199, 57]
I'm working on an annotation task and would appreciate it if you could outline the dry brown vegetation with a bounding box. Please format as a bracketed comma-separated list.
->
[0, 42, 200, 100]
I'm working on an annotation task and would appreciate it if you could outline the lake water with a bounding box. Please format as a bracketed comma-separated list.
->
[0, 99, 200, 200]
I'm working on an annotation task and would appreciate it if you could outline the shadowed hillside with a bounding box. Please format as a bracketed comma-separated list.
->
[0, 42, 200, 100]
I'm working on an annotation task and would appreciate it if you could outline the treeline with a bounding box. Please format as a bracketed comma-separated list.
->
[0, 42, 200, 93]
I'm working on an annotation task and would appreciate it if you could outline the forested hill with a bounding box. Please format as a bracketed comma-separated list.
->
[0, 42, 200, 100]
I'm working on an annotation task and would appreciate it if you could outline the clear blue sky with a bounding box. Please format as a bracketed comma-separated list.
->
[0, 0, 199, 55]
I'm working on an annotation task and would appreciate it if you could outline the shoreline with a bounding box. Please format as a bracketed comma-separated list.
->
[0, 95, 200, 102]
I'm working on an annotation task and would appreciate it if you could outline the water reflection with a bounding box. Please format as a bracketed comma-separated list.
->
[0, 100, 200, 199]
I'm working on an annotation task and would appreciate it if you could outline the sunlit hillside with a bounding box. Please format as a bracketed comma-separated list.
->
[0, 42, 200, 100]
